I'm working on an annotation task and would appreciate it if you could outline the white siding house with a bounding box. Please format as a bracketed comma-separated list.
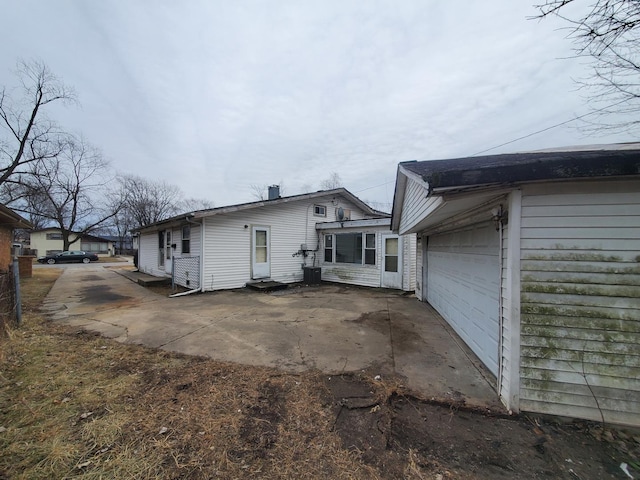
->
[136, 188, 415, 292]
[391, 144, 640, 427]
[30, 229, 115, 258]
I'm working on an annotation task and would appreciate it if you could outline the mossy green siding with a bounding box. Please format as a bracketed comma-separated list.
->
[519, 180, 640, 426]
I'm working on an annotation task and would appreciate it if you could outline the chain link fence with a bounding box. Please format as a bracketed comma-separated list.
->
[172, 256, 200, 290]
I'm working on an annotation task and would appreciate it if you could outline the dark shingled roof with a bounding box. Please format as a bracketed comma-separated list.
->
[401, 147, 640, 190]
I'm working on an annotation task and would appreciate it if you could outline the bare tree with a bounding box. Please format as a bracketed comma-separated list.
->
[536, 0, 640, 132]
[117, 174, 184, 227]
[249, 183, 268, 201]
[0, 59, 75, 187]
[180, 197, 215, 211]
[361, 199, 392, 214]
[19, 136, 122, 250]
[319, 172, 342, 190]
[249, 181, 285, 201]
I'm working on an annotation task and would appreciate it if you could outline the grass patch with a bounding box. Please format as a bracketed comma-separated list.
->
[3, 270, 630, 479]
[0, 269, 378, 479]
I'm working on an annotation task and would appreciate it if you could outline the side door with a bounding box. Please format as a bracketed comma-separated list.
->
[381, 234, 403, 289]
[251, 226, 270, 279]
[158, 231, 165, 268]
[165, 230, 173, 274]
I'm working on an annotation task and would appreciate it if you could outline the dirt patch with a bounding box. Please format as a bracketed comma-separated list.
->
[326, 373, 635, 479]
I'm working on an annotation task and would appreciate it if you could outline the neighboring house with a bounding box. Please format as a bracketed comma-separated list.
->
[135, 187, 415, 292]
[102, 235, 134, 255]
[29, 228, 115, 258]
[391, 143, 640, 427]
[0, 204, 32, 272]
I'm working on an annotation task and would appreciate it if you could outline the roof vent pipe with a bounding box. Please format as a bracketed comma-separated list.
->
[268, 185, 280, 200]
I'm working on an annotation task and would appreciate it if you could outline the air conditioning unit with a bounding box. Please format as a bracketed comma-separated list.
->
[336, 207, 351, 221]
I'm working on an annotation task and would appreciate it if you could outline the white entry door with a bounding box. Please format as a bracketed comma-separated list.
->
[251, 226, 270, 279]
[164, 229, 173, 274]
[381, 234, 402, 289]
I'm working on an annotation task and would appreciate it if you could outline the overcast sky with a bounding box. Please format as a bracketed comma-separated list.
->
[2, 1, 637, 211]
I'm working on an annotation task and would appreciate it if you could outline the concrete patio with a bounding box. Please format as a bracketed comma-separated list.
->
[41, 264, 503, 411]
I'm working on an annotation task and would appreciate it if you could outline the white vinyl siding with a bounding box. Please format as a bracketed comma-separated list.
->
[519, 180, 640, 426]
[188, 224, 201, 258]
[415, 236, 424, 301]
[138, 232, 167, 277]
[404, 233, 417, 292]
[201, 196, 366, 291]
[499, 189, 522, 412]
[499, 217, 510, 404]
[399, 178, 437, 235]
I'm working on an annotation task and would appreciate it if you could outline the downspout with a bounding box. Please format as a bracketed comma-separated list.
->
[170, 215, 204, 297]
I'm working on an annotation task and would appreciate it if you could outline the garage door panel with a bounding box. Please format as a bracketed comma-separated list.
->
[427, 223, 500, 376]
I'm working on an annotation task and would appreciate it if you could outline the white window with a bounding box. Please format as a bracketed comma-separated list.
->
[182, 225, 191, 254]
[364, 233, 376, 265]
[314, 205, 326, 217]
[324, 232, 376, 265]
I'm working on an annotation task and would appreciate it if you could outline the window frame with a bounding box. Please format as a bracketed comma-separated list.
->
[364, 233, 376, 265]
[324, 232, 376, 266]
[182, 225, 191, 254]
[324, 234, 333, 262]
[313, 204, 327, 217]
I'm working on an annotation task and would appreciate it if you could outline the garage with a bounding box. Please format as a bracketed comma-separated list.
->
[426, 221, 500, 376]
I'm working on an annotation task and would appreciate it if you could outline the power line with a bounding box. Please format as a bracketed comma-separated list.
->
[470, 98, 630, 157]
[354, 180, 394, 194]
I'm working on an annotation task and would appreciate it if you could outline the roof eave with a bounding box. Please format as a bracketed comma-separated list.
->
[0, 204, 33, 229]
[134, 188, 380, 232]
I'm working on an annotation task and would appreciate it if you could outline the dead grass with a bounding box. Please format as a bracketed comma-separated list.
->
[0, 269, 379, 479]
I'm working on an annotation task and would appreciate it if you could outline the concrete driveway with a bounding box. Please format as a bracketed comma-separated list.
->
[42, 264, 501, 410]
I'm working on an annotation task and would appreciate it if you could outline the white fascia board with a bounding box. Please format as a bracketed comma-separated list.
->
[316, 218, 391, 230]
[391, 164, 431, 233]
[399, 164, 430, 188]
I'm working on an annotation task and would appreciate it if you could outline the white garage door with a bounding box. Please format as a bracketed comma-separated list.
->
[427, 222, 500, 376]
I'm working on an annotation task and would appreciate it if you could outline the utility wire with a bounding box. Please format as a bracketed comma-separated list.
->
[353, 99, 628, 198]
[354, 180, 394, 194]
[470, 98, 630, 157]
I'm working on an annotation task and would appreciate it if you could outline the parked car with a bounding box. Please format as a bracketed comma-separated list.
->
[37, 251, 99, 264]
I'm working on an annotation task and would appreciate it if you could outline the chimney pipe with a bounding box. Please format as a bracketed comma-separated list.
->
[268, 185, 280, 200]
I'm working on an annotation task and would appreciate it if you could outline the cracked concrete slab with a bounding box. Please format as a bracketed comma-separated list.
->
[42, 264, 503, 411]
